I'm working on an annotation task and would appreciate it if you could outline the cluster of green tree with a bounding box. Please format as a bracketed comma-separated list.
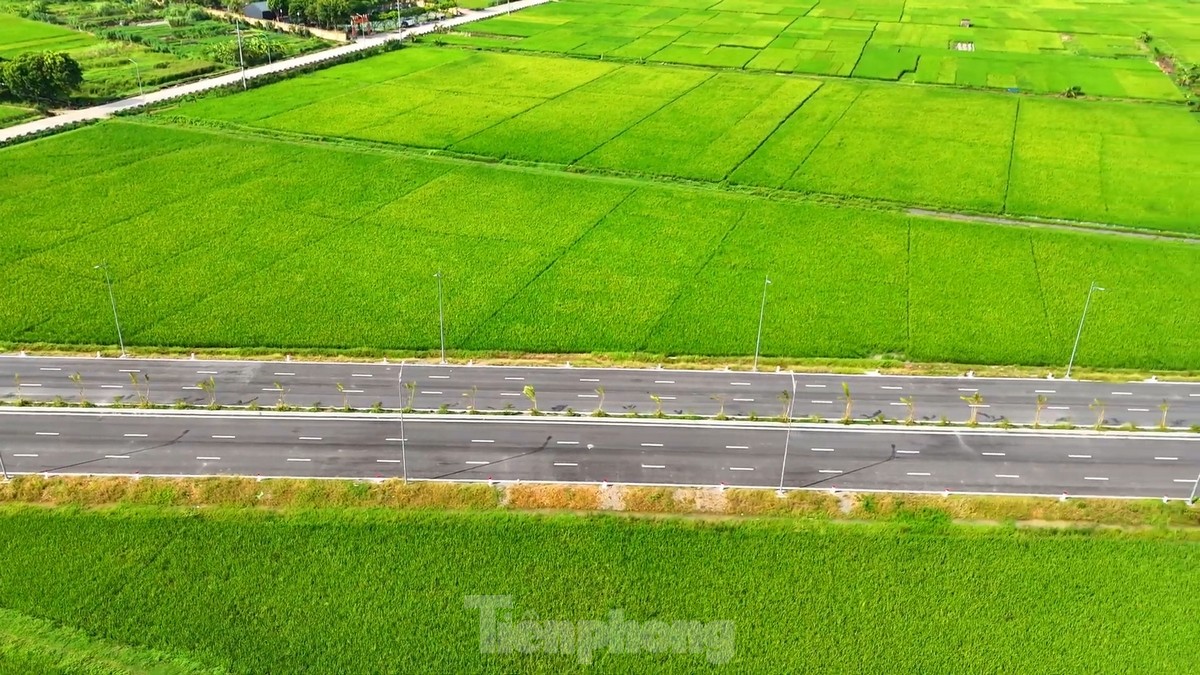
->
[208, 34, 286, 66]
[258, 0, 377, 29]
[0, 52, 83, 107]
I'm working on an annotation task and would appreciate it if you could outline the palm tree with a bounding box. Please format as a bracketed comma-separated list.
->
[777, 389, 791, 421]
[12, 373, 21, 403]
[1089, 398, 1106, 430]
[961, 391, 984, 426]
[403, 381, 416, 412]
[130, 372, 151, 408]
[69, 372, 87, 406]
[273, 382, 288, 410]
[1034, 394, 1048, 429]
[592, 386, 605, 417]
[522, 385, 538, 414]
[711, 393, 728, 420]
[900, 396, 915, 425]
[1158, 400, 1170, 431]
[336, 382, 348, 411]
[463, 385, 478, 414]
[840, 382, 853, 424]
[198, 376, 217, 409]
[650, 393, 664, 418]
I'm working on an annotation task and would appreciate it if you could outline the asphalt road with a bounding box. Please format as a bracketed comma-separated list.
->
[2, 355, 1199, 429]
[2, 409, 1198, 499]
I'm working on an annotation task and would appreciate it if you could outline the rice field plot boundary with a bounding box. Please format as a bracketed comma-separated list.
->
[167, 47, 1200, 235]
[435, 0, 1195, 100]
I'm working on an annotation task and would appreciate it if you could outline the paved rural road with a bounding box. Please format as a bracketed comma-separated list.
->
[0, 0, 552, 144]
[1, 409, 1198, 499]
[2, 355, 1198, 429]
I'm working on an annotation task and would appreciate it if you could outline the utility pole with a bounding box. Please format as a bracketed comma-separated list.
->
[1065, 281, 1105, 380]
[398, 363, 408, 484]
[128, 58, 143, 95]
[753, 276, 771, 371]
[776, 371, 797, 496]
[236, 20, 247, 90]
[435, 271, 446, 365]
[94, 263, 126, 357]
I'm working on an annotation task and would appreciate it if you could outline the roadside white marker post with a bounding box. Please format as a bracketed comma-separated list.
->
[753, 276, 771, 371]
[1065, 281, 1105, 380]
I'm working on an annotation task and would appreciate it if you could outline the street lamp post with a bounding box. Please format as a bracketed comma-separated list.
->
[236, 20, 247, 90]
[1065, 281, 1105, 380]
[753, 276, 771, 371]
[94, 263, 126, 357]
[398, 363, 408, 484]
[0, 449, 9, 482]
[435, 271, 446, 365]
[776, 371, 797, 496]
[128, 58, 143, 95]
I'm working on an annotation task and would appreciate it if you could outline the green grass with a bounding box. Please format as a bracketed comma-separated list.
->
[0, 12, 98, 58]
[446, 0, 1194, 100]
[0, 507, 1198, 672]
[0, 606, 222, 674]
[167, 47, 1200, 232]
[2, 120, 1200, 370]
[0, 104, 38, 128]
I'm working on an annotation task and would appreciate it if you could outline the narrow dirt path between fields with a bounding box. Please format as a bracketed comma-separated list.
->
[907, 208, 1200, 245]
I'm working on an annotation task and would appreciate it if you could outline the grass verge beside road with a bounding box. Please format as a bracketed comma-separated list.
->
[0, 490, 1197, 672]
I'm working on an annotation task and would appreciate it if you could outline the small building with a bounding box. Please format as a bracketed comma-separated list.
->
[243, 2, 276, 20]
[959, 18, 972, 28]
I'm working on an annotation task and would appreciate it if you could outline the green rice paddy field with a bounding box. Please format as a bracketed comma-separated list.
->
[443, 0, 1195, 100]
[0, 508, 1197, 672]
[1, 119, 1198, 369]
[168, 47, 1200, 233]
